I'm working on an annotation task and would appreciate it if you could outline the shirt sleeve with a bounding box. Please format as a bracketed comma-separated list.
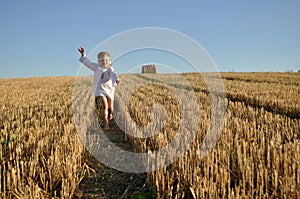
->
[109, 66, 119, 84]
[79, 56, 98, 71]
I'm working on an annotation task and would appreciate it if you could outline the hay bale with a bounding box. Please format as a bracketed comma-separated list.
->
[142, 64, 157, 74]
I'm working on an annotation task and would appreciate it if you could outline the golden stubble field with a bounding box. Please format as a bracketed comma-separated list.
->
[1, 72, 299, 198]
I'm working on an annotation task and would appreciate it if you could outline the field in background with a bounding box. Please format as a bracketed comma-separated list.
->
[0, 72, 299, 198]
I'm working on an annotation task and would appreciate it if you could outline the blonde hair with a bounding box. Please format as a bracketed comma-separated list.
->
[97, 51, 110, 59]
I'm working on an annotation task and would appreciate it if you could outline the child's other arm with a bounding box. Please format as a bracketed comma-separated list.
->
[109, 67, 120, 85]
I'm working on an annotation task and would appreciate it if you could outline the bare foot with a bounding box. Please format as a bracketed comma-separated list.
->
[103, 123, 110, 130]
[109, 114, 113, 121]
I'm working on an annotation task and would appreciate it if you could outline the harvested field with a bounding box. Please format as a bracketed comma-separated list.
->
[1, 72, 299, 198]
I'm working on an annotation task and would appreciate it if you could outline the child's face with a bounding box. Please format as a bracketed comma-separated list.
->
[98, 55, 110, 68]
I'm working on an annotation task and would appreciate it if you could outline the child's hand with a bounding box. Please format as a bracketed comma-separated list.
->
[116, 79, 121, 85]
[78, 46, 86, 57]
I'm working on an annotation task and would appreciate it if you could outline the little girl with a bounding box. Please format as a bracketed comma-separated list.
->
[78, 46, 120, 130]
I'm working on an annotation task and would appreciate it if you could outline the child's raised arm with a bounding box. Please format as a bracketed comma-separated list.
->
[78, 46, 98, 71]
[78, 46, 86, 57]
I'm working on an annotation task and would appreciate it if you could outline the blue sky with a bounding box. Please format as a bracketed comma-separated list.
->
[0, 0, 299, 78]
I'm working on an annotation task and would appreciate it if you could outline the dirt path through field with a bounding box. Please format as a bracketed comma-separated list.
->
[73, 119, 151, 199]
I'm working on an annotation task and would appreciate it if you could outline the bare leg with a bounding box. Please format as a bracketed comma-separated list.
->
[100, 96, 109, 130]
[95, 96, 102, 125]
[107, 97, 113, 121]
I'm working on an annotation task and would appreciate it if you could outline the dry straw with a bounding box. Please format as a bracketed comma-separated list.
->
[1, 72, 299, 198]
